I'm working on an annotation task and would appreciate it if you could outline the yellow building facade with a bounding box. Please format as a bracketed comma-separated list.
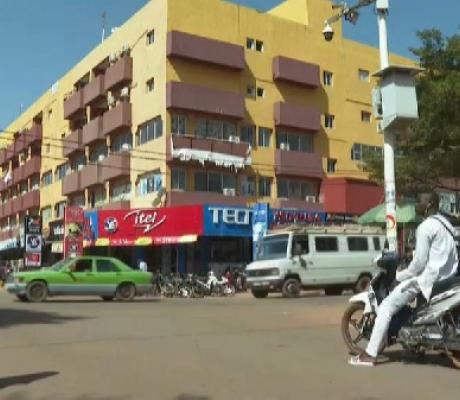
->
[0, 0, 412, 256]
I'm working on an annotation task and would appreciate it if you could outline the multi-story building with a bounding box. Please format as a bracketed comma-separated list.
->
[0, 0, 412, 268]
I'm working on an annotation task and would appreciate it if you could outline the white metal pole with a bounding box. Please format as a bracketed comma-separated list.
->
[377, 3, 398, 252]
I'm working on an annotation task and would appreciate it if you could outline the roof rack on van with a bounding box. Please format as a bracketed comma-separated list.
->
[271, 224, 384, 235]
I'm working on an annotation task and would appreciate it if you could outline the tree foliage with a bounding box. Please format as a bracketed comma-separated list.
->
[363, 29, 460, 195]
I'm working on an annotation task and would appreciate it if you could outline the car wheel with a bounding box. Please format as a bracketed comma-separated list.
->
[16, 294, 29, 302]
[101, 296, 114, 301]
[251, 289, 269, 299]
[26, 281, 48, 303]
[282, 278, 300, 298]
[116, 283, 136, 301]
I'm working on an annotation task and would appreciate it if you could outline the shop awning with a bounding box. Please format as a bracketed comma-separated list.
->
[94, 235, 198, 247]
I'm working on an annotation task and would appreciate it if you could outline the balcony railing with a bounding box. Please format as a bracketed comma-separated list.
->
[12, 156, 41, 185]
[102, 102, 132, 136]
[80, 164, 104, 188]
[167, 190, 250, 207]
[22, 190, 40, 211]
[82, 116, 104, 146]
[274, 102, 321, 132]
[273, 56, 320, 88]
[63, 129, 83, 157]
[83, 74, 105, 105]
[104, 56, 133, 91]
[64, 89, 85, 120]
[100, 151, 130, 181]
[275, 149, 323, 179]
[62, 170, 82, 196]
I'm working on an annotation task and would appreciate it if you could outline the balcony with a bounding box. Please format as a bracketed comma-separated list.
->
[63, 129, 83, 157]
[273, 56, 320, 88]
[25, 124, 42, 147]
[64, 89, 85, 120]
[82, 116, 104, 146]
[83, 74, 105, 105]
[101, 151, 130, 181]
[167, 30, 244, 70]
[3, 200, 13, 217]
[104, 56, 133, 91]
[80, 164, 104, 188]
[62, 170, 82, 196]
[22, 190, 40, 211]
[275, 149, 323, 179]
[12, 197, 22, 215]
[5, 143, 15, 163]
[98, 200, 130, 210]
[167, 191, 250, 207]
[167, 82, 244, 119]
[14, 132, 27, 154]
[102, 102, 132, 136]
[12, 156, 41, 184]
[274, 102, 321, 132]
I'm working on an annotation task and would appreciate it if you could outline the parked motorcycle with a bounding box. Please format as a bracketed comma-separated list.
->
[341, 251, 460, 368]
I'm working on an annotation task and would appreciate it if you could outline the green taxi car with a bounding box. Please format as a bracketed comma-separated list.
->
[6, 256, 153, 302]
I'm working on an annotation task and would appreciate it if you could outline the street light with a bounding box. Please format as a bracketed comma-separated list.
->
[324, 0, 421, 253]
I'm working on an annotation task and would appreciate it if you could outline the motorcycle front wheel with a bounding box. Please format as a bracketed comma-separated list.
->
[341, 302, 379, 355]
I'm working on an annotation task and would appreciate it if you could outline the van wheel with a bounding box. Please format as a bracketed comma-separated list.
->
[325, 286, 343, 296]
[282, 279, 300, 298]
[354, 275, 371, 294]
[251, 289, 269, 298]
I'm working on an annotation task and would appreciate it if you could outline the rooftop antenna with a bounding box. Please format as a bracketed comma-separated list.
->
[101, 11, 106, 43]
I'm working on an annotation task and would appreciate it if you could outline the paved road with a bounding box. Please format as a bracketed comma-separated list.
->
[0, 290, 459, 400]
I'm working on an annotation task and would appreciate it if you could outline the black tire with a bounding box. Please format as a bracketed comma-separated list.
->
[25, 281, 48, 303]
[251, 289, 269, 298]
[16, 294, 29, 302]
[448, 351, 460, 369]
[325, 286, 343, 296]
[282, 278, 300, 298]
[101, 296, 114, 301]
[354, 275, 372, 294]
[116, 283, 136, 301]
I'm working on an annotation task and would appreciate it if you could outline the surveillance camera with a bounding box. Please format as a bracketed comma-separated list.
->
[323, 23, 334, 42]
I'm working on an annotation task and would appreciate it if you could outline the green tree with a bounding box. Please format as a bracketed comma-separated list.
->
[363, 28, 460, 195]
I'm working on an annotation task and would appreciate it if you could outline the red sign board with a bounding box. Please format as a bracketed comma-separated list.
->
[64, 206, 85, 257]
[97, 206, 203, 246]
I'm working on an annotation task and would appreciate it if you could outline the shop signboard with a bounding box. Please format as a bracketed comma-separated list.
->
[24, 215, 42, 267]
[83, 210, 99, 246]
[203, 205, 252, 237]
[271, 208, 327, 227]
[96, 206, 203, 246]
[64, 206, 85, 258]
[252, 203, 270, 260]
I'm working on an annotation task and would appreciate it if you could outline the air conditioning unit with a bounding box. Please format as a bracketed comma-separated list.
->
[107, 94, 116, 107]
[223, 188, 236, 197]
[121, 44, 130, 54]
[121, 143, 131, 151]
[280, 143, 290, 151]
[77, 164, 84, 171]
[109, 53, 118, 64]
[98, 154, 106, 162]
[305, 195, 317, 203]
[120, 87, 130, 98]
[229, 135, 240, 143]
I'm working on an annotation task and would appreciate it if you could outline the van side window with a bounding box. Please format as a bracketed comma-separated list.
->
[347, 237, 369, 251]
[315, 237, 338, 252]
[373, 237, 381, 251]
[292, 236, 309, 255]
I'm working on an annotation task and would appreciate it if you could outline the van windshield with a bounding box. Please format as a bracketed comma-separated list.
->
[256, 234, 289, 261]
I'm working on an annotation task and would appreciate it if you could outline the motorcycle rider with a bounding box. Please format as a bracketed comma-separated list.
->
[350, 192, 458, 366]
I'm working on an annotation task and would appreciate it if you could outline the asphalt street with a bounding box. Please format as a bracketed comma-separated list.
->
[0, 290, 459, 400]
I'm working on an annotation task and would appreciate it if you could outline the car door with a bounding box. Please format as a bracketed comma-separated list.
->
[291, 234, 311, 284]
[93, 259, 120, 296]
[66, 258, 96, 295]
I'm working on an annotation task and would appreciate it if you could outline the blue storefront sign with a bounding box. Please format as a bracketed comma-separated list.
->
[252, 203, 270, 259]
[203, 205, 252, 237]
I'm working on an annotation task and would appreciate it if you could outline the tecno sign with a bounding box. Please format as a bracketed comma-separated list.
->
[208, 207, 252, 226]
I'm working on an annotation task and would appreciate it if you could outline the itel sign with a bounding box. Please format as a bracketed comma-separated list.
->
[124, 209, 167, 233]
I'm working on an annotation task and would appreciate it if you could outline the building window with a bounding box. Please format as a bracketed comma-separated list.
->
[255, 40, 264, 52]
[277, 131, 313, 153]
[48, 108, 53, 120]
[171, 168, 186, 190]
[171, 115, 187, 135]
[246, 38, 255, 50]
[195, 119, 236, 141]
[240, 126, 255, 146]
[137, 170, 163, 196]
[257, 87, 265, 98]
[88, 187, 106, 208]
[31, 176, 40, 190]
[358, 69, 370, 82]
[361, 111, 372, 123]
[70, 194, 85, 207]
[112, 133, 132, 153]
[110, 182, 131, 202]
[246, 85, 256, 98]
[55, 201, 66, 219]
[351, 143, 383, 161]
[41, 206, 52, 223]
[327, 159, 337, 173]
[194, 171, 236, 194]
[71, 154, 86, 172]
[258, 177, 272, 197]
[146, 78, 154, 93]
[89, 143, 108, 163]
[19, 182, 28, 195]
[41, 170, 52, 186]
[137, 116, 162, 145]
[325, 114, 335, 129]
[241, 176, 256, 196]
[323, 71, 333, 86]
[277, 179, 315, 200]
[55, 163, 69, 181]
[147, 29, 155, 45]
[258, 127, 272, 148]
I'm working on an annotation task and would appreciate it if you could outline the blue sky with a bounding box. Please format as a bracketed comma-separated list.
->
[0, 0, 458, 129]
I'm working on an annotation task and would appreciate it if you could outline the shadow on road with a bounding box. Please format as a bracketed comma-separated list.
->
[4, 394, 126, 400]
[43, 298, 161, 304]
[175, 394, 211, 400]
[0, 371, 58, 390]
[0, 309, 89, 329]
[379, 349, 454, 369]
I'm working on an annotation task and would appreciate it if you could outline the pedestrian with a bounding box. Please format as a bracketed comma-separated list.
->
[138, 259, 148, 272]
[349, 192, 458, 367]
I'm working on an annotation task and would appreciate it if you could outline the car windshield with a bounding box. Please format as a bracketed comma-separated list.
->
[50, 259, 70, 271]
[256, 234, 289, 261]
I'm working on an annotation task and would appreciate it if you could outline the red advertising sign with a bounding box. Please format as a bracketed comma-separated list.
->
[25, 252, 42, 267]
[64, 206, 85, 258]
[96, 206, 203, 246]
